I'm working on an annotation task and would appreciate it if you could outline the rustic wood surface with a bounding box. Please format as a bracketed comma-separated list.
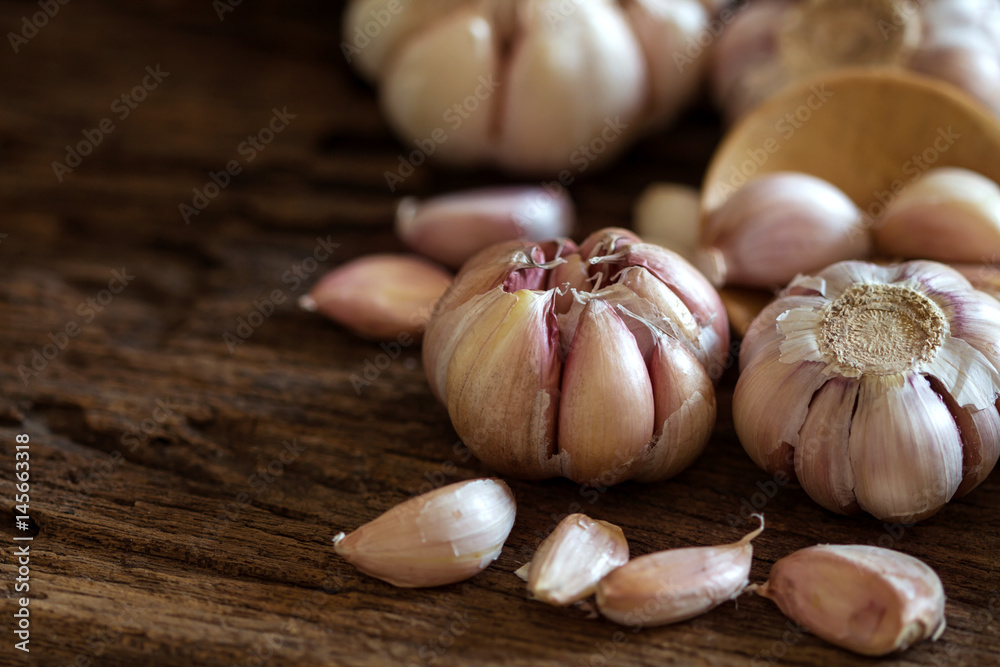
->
[1, 2, 998, 665]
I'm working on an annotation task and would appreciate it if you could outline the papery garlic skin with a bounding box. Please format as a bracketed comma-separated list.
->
[951, 263, 1000, 300]
[396, 187, 575, 269]
[518, 513, 629, 606]
[342, 0, 714, 174]
[423, 228, 727, 485]
[874, 168, 1000, 263]
[300, 254, 451, 340]
[697, 172, 870, 289]
[758, 545, 946, 656]
[333, 478, 516, 588]
[735, 260, 1000, 521]
[595, 517, 763, 626]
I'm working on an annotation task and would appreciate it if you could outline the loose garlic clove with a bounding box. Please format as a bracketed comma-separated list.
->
[395, 187, 575, 269]
[520, 514, 629, 606]
[697, 172, 871, 289]
[632, 183, 701, 261]
[757, 545, 946, 656]
[301, 254, 451, 340]
[874, 168, 1000, 263]
[333, 478, 516, 588]
[595, 517, 764, 627]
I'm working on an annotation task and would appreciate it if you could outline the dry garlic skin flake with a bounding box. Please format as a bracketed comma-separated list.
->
[423, 228, 728, 485]
[735, 260, 1000, 522]
[758, 544, 946, 656]
[333, 478, 516, 587]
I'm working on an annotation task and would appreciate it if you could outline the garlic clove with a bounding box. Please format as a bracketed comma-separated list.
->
[874, 167, 1000, 263]
[632, 333, 715, 482]
[738, 294, 824, 371]
[631, 183, 702, 262]
[446, 288, 563, 479]
[596, 517, 764, 627]
[698, 172, 870, 289]
[333, 478, 517, 588]
[380, 6, 499, 166]
[548, 253, 592, 314]
[558, 298, 655, 484]
[622, 0, 707, 125]
[302, 254, 451, 340]
[615, 266, 702, 358]
[757, 544, 946, 656]
[342, 0, 466, 81]
[927, 375, 1000, 499]
[521, 514, 629, 607]
[395, 187, 575, 269]
[496, 0, 646, 173]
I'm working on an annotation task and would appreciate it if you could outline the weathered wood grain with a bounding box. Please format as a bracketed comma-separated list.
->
[0, 2, 998, 666]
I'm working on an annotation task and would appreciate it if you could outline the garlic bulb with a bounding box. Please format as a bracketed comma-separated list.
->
[735, 260, 1000, 521]
[874, 168, 1000, 263]
[342, 0, 713, 174]
[423, 228, 728, 484]
[952, 263, 1000, 300]
[516, 513, 629, 606]
[333, 478, 516, 587]
[758, 544, 946, 656]
[595, 516, 763, 626]
[632, 183, 701, 261]
[300, 254, 451, 340]
[396, 186, 575, 269]
[697, 172, 871, 289]
[712, 0, 1000, 121]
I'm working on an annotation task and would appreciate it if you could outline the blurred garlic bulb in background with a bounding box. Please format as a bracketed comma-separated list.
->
[423, 228, 728, 485]
[712, 0, 1000, 121]
[342, 0, 716, 174]
[735, 260, 1000, 522]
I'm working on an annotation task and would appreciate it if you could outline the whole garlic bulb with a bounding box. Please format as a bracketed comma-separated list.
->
[735, 260, 1000, 522]
[342, 0, 713, 174]
[423, 228, 729, 485]
[712, 0, 1000, 121]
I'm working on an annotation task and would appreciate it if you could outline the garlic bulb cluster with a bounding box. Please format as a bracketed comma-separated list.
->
[396, 186, 575, 269]
[595, 516, 763, 626]
[735, 260, 1000, 522]
[874, 167, 1000, 263]
[342, 0, 715, 174]
[300, 254, 452, 340]
[423, 227, 729, 485]
[758, 545, 946, 656]
[713, 0, 1000, 121]
[333, 478, 516, 587]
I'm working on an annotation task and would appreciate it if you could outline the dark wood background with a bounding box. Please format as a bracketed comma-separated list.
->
[0, 1, 998, 665]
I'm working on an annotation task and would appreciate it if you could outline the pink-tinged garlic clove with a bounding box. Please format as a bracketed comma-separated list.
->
[874, 167, 1000, 263]
[396, 186, 575, 269]
[380, 6, 499, 166]
[698, 172, 871, 290]
[302, 254, 451, 341]
[496, 0, 647, 173]
[757, 544, 946, 656]
[632, 183, 702, 261]
[333, 478, 516, 588]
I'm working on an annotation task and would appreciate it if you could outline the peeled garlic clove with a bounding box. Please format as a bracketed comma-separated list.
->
[521, 514, 629, 606]
[632, 183, 701, 261]
[596, 517, 764, 626]
[874, 167, 1000, 263]
[333, 478, 516, 588]
[698, 172, 870, 289]
[757, 544, 946, 656]
[301, 254, 451, 340]
[380, 6, 498, 165]
[496, 0, 646, 173]
[395, 187, 575, 269]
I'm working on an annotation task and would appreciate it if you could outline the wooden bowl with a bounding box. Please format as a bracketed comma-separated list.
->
[700, 67, 1000, 334]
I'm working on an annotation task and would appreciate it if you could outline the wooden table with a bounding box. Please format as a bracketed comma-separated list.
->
[1, 2, 998, 665]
